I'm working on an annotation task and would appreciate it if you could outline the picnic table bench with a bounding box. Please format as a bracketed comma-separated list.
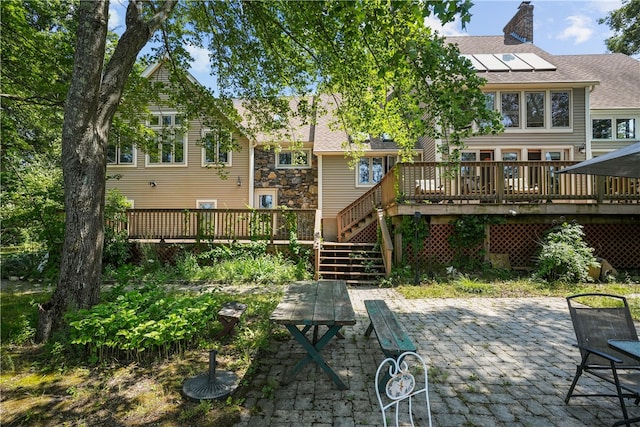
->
[364, 299, 416, 359]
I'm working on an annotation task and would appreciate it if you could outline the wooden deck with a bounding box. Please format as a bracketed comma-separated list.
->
[338, 161, 640, 240]
[111, 208, 319, 242]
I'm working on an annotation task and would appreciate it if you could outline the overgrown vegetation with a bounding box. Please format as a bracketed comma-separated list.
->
[534, 221, 598, 283]
[67, 285, 221, 363]
[0, 246, 292, 426]
[102, 189, 132, 268]
[103, 240, 311, 286]
[448, 215, 504, 270]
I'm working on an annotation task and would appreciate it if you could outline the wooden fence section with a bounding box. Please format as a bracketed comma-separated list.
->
[122, 209, 317, 242]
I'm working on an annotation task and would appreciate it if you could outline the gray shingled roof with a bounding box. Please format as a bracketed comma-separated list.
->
[311, 95, 407, 153]
[558, 53, 640, 110]
[235, 36, 638, 153]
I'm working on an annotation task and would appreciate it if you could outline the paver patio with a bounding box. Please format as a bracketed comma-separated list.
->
[236, 287, 639, 426]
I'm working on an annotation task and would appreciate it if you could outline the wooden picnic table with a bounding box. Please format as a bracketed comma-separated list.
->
[270, 280, 356, 389]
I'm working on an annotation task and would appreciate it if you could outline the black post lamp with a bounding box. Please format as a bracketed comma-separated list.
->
[413, 211, 422, 285]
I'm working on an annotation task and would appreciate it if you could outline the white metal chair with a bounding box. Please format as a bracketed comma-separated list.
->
[375, 351, 432, 427]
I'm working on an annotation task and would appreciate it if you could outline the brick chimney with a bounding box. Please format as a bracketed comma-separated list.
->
[503, 1, 534, 45]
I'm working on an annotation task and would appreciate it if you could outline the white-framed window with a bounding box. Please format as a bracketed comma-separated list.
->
[551, 91, 570, 127]
[196, 200, 217, 236]
[477, 92, 497, 130]
[593, 117, 637, 140]
[147, 113, 187, 166]
[202, 128, 232, 166]
[525, 91, 545, 128]
[196, 200, 217, 209]
[357, 157, 384, 186]
[460, 151, 478, 177]
[501, 92, 520, 128]
[107, 130, 136, 166]
[491, 89, 571, 131]
[276, 149, 312, 169]
[502, 151, 520, 178]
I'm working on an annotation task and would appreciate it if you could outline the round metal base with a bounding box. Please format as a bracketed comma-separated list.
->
[182, 370, 239, 400]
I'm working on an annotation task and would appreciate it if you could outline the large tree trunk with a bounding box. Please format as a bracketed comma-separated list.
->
[36, 0, 177, 342]
[36, 0, 110, 342]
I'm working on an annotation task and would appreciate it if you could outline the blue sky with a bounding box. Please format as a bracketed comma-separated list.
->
[429, 0, 622, 56]
[109, 0, 625, 86]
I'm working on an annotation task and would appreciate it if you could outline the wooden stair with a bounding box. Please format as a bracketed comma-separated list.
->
[339, 210, 377, 242]
[317, 242, 385, 285]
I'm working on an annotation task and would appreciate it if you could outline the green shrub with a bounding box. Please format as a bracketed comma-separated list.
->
[0, 251, 48, 280]
[534, 221, 597, 283]
[66, 284, 222, 363]
[196, 253, 310, 284]
[197, 241, 268, 265]
[103, 189, 132, 267]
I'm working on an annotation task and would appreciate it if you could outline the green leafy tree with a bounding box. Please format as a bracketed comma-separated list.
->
[599, 0, 640, 56]
[3, 0, 501, 341]
[0, 0, 74, 254]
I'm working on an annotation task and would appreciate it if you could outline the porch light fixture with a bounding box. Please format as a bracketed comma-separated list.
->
[236, 176, 242, 187]
[149, 181, 157, 187]
[576, 143, 586, 154]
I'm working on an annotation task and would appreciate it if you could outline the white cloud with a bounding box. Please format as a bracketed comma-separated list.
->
[588, 0, 622, 14]
[108, 5, 122, 32]
[186, 45, 211, 74]
[557, 15, 594, 45]
[424, 15, 467, 37]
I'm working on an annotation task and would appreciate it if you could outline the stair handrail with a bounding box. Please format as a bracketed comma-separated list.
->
[336, 180, 385, 240]
[314, 209, 322, 280]
[377, 209, 393, 277]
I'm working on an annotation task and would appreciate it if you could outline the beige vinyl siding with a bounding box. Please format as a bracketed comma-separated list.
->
[106, 127, 251, 209]
[106, 63, 251, 209]
[320, 155, 371, 218]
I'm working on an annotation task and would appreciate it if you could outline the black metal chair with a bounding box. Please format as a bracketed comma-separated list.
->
[565, 293, 640, 426]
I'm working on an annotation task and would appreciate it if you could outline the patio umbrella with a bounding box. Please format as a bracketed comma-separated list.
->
[558, 142, 640, 178]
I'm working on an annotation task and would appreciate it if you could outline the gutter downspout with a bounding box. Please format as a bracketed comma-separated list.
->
[249, 142, 256, 207]
[585, 84, 595, 160]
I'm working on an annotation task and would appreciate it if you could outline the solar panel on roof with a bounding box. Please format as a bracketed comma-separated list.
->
[496, 53, 532, 70]
[464, 53, 557, 72]
[462, 54, 487, 71]
[515, 53, 557, 70]
[473, 54, 510, 71]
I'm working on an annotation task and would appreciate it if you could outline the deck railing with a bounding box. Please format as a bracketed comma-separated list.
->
[120, 208, 317, 242]
[397, 161, 639, 204]
[337, 161, 640, 240]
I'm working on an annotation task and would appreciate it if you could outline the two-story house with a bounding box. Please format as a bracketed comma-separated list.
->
[106, 1, 639, 276]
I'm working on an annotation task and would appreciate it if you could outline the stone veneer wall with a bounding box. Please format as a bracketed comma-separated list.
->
[254, 147, 318, 209]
